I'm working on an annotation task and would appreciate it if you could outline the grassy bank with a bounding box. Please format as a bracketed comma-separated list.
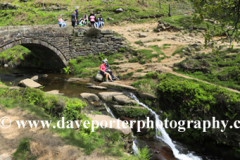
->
[174, 48, 240, 91]
[156, 73, 240, 159]
[0, 0, 194, 26]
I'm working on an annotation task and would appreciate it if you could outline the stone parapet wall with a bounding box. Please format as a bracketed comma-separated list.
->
[70, 28, 125, 58]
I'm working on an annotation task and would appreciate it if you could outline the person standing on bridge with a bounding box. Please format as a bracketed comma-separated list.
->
[75, 7, 79, 25]
[71, 11, 77, 28]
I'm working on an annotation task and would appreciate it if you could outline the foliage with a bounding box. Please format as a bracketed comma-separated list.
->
[157, 73, 240, 158]
[63, 66, 70, 74]
[193, 0, 240, 44]
[85, 28, 101, 37]
[174, 48, 240, 91]
[13, 138, 35, 160]
[137, 145, 152, 160]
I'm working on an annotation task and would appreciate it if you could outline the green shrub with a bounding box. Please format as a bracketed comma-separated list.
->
[86, 28, 101, 37]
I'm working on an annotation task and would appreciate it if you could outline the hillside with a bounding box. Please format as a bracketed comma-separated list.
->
[0, 0, 193, 26]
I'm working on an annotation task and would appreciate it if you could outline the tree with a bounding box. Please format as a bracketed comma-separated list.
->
[193, 0, 240, 47]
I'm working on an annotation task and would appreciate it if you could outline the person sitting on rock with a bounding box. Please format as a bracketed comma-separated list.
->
[97, 15, 104, 29]
[100, 60, 113, 82]
[58, 15, 66, 27]
[83, 13, 88, 21]
[94, 15, 99, 29]
[103, 58, 119, 80]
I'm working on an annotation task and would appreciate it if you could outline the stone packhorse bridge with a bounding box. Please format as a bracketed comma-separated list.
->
[0, 25, 124, 69]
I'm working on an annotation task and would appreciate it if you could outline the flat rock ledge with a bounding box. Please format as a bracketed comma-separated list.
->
[99, 82, 138, 92]
[45, 90, 64, 95]
[87, 85, 107, 90]
[18, 79, 42, 88]
[67, 78, 90, 82]
[113, 95, 138, 105]
[98, 92, 123, 102]
[80, 93, 100, 102]
[86, 114, 132, 135]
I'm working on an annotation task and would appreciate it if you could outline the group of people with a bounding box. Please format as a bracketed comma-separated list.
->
[58, 7, 104, 29]
[100, 58, 118, 82]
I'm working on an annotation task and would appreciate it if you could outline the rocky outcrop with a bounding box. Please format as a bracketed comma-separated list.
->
[80, 93, 100, 102]
[98, 92, 123, 102]
[86, 114, 132, 135]
[0, 3, 19, 10]
[18, 79, 42, 88]
[113, 95, 137, 105]
[99, 82, 138, 92]
[31, 75, 38, 81]
[95, 71, 103, 81]
[154, 21, 181, 32]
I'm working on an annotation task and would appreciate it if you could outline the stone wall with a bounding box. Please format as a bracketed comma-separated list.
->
[70, 28, 125, 58]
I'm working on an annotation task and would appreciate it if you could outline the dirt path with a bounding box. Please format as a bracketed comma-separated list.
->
[0, 107, 120, 160]
[170, 71, 240, 94]
[103, 21, 240, 94]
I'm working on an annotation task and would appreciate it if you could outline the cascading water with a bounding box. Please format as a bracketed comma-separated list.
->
[103, 102, 116, 118]
[127, 92, 202, 160]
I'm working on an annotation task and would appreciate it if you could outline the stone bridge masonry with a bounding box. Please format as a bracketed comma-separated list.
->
[0, 25, 125, 69]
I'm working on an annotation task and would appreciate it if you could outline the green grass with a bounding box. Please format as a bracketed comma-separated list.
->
[69, 52, 124, 77]
[13, 138, 35, 160]
[174, 48, 240, 91]
[0, 0, 194, 26]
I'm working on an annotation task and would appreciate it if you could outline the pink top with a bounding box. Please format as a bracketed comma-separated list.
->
[100, 64, 105, 71]
[58, 18, 64, 23]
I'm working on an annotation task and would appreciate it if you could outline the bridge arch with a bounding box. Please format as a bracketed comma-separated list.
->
[0, 38, 68, 69]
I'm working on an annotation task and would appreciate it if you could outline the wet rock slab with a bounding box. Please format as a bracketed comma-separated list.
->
[18, 79, 42, 88]
[80, 93, 100, 102]
[87, 85, 107, 90]
[113, 95, 138, 105]
[99, 82, 138, 92]
[98, 92, 123, 102]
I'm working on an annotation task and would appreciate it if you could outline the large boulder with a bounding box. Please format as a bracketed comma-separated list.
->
[139, 33, 148, 38]
[99, 82, 138, 92]
[18, 79, 42, 88]
[113, 95, 137, 105]
[80, 93, 100, 102]
[31, 75, 38, 81]
[98, 92, 123, 102]
[115, 8, 123, 13]
[95, 71, 103, 81]
[86, 114, 132, 135]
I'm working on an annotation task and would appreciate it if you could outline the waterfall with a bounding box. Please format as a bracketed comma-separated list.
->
[128, 92, 202, 160]
[103, 103, 116, 118]
[132, 139, 139, 155]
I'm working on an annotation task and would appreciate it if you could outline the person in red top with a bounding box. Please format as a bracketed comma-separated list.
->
[100, 61, 113, 82]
